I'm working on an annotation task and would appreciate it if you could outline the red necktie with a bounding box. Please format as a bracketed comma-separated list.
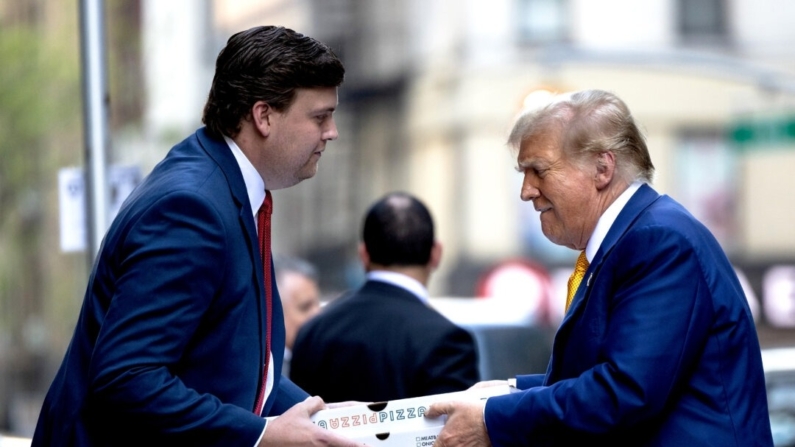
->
[253, 191, 273, 415]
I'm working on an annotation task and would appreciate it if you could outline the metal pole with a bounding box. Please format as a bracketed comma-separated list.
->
[78, 0, 110, 261]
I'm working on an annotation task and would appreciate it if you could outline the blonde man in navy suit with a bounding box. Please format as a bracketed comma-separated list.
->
[427, 90, 772, 446]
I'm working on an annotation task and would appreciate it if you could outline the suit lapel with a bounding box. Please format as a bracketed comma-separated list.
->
[565, 184, 661, 317]
[545, 184, 661, 384]
[196, 128, 279, 408]
[196, 128, 257, 240]
[197, 130, 245, 194]
[196, 128, 263, 300]
[592, 184, 660, 266]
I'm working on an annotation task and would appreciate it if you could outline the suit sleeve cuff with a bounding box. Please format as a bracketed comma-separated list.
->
[254, 417, 270, 447]
[515, 374, 544, 390]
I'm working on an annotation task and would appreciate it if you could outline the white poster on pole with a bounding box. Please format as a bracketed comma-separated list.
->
[58, 165, 142, 253]
[58, 167, 87, 252]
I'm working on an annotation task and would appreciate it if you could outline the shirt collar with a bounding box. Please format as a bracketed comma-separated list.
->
[224, 136, 265, 221]
[366, 271, 429, 304]
[585, 181, 643, 262]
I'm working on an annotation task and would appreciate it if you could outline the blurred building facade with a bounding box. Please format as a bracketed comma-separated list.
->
[135, 0, 795, 320]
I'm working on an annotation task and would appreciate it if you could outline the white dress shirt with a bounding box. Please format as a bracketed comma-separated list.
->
[225, 136, 272, 444]
[366, 270, 430, 304]
[584, 181, 644, 263]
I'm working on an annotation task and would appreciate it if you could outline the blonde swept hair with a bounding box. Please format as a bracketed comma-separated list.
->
[508, 89, 654, 184]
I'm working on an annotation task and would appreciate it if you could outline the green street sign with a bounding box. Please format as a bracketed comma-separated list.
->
[729, 116, 795, 151]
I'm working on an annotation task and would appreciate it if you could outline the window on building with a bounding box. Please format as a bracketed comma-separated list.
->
[675, 129, 738, 252]
[677, 0, 729, 45]
[517, 0, 569, 43]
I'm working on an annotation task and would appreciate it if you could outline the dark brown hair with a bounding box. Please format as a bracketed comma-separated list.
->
[362, 192, 435, 267]
[202, 26, 345, 139]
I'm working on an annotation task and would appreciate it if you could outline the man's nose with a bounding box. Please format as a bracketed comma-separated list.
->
[323, 118, 338, 141]
[520, 176, 539, 202]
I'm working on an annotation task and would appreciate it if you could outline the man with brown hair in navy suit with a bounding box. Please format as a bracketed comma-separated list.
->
[32, 26, 362, 447]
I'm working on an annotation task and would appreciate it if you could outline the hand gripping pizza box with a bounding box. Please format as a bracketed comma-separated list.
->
[309, 384, 516, 446]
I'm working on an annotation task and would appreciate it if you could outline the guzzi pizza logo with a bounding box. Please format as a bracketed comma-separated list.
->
[314, 405, 429, 430]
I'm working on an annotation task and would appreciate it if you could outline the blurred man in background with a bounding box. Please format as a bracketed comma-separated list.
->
[291, 192, 479, 402]
[428, 89, 773, 446]
[274, 255, 321, 377]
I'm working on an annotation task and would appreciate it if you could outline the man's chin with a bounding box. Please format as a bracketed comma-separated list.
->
[540, 227, 564, 247]
[294, 165, 319, 184]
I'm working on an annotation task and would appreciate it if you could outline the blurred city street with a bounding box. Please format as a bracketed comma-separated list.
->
[2, 0, 795, 443]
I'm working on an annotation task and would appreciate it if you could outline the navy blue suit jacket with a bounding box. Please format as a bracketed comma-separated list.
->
[484, 184, 773, 446]
[291, 280, 479, 402]
[32, 128, 308, 446]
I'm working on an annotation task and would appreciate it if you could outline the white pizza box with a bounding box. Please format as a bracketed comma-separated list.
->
[309, 384, 515, 437]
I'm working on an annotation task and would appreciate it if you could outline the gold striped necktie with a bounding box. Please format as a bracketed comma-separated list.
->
[566, 251, 589, 313]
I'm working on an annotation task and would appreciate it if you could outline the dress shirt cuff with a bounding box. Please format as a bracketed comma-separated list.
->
[482, 378, 514, 438]
[482, 404, 489, 436]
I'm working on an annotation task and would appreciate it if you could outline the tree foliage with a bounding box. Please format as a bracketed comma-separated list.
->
[0, 23, 81, 379]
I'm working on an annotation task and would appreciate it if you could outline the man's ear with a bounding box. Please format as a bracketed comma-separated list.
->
[428, 241, 443, 271]
[358, 242, 371, 271]
[595, 151, 616, 190]
[251, 100, 273, 137]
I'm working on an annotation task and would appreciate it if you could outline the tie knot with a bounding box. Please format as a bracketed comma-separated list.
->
[574, 250, 589, 274]
[259, 191, 273, 216]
